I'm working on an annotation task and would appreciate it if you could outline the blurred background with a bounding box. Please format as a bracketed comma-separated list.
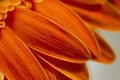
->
[87, 30, 120, 80]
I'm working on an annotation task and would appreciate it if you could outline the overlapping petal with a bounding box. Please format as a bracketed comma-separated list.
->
[109, 0, 120, 9]
[34, 52, 71, 80]
[35, 58, 57, 80]
[0, 27, 48, 80]
[31, 0, 100, 58]
[61, 0, 107, 4]
[6, 8, 91, 63]
[0, 0, 117, 80]
[92, 32, 115, 63]
[32, 49, 89, 80]
[50, 69, 72, 80]
[61, 0, 120, 31]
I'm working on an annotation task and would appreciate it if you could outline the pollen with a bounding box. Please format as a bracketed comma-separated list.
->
[0, 0, 32, 28]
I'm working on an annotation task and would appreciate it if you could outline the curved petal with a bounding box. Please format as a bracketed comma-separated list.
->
[60, 0, 107, 5]
[92, 32, 115, 64]
[35, 54, 70, 80]
[0, 27, 48, 80]
[7, 8, 90, 63]
[31, 0, 100, 58]
[32, 49, 89, 80]
[38, 60, 57, 80]
[51, 69, 72, 80]
[64, 1, 120, 31]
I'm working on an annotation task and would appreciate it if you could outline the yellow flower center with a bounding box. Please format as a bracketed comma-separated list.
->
[0, 0, 33, 28]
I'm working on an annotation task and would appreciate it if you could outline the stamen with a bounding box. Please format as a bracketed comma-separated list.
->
[17, 1, 32, 9]
[0, 20, 6, 28]
[2, 13, 7, 19]
[0, 0, 33, 28]
[0, 7, 8, 13]
[8, 6, 15, 11]
[10, 0, 21, 6]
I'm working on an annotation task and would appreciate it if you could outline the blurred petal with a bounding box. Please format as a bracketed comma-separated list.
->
[0, 72, 4, 80]
[31, 0, 100, 58]
[60, 0, 107, 5]
[32, 49, 89, 80]
[93, 32, 115, 63]
[109, 0, 120, 9]
[7, 8, 90, 63]
[0, 27, 48, 80]
[64, 1, 120, 31]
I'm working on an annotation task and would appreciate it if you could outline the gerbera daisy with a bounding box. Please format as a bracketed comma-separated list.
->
[0, 0, 118, 80]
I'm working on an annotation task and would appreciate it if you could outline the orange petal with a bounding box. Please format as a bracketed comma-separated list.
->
[51, 69, 72, 80]
[65, 1, 120, 31]
[32, 49, 89, 80]
[7, 8, 90, 63]
[35, 53, 70, 80]
[31, 0, 100, 58]
[92, 32, 115, 63]
[35, 55, 72, 80]
[60, 0, 107, 5]
[0, 72, 4, 80]
[0, 27, 48, 80]
[38, 60, 57, 80]
[110, 0, 120, 9]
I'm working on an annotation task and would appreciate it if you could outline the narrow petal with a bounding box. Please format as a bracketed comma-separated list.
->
[51, 69, 72, 80]
[92, 32, 115, 63]
[32, 49, 89, 80]
[64, 1, 120, 31]
[39, 61, 57, 80]
[35, 54, 70, 80]
[60, 0, 107, 5]
[0, 27, 48, 80]
[31, 0, 100, 58]
[7, 8, 90, 63]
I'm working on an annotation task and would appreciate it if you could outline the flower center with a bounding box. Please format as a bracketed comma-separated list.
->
[0, 0, 33, 28]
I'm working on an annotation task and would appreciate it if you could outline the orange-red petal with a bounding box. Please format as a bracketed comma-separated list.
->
[51, 69, 72, 80]
[92, 32, 115, 63]
[64, 1, 120, 31]
[0, 27, 48, 80]
[32, 49, 89, 80]
[37, 59, 57, 80]
[35, 53, 71, 80]
[109, 0, 120, 9]
[31, 0, 100, 58]
[60, 0, 107, 5]
[7, 8, 90, 63]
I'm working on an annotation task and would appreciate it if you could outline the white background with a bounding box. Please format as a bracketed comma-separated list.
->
[87, 30, 120, 80]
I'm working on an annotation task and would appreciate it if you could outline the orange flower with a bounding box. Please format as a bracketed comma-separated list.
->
[0, 0, 117, 80]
